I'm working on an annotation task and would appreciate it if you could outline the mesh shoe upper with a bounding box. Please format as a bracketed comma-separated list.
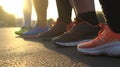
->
[78, 24, 120, 48]
[77, 24, 120, 56]
[15, 27, 31, 35]
[23, 24, 48, 35]
[38, 19, 70, 40]
[53, 18, 101, 46]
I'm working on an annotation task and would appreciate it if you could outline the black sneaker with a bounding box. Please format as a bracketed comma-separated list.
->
[38, 19, 71, 40]
[53, 18, 101, 47]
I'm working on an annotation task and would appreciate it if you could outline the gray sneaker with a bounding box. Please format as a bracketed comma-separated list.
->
[53, 19, 101, 47]
[38, 19, 71, 41]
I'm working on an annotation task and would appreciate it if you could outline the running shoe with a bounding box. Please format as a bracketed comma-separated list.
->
[77, 24, 120, 56]
[53, 18, 100, 46]
[15, 27, 31, 35]
[22, 24, 48, 37]
[38, 19, 71, 41]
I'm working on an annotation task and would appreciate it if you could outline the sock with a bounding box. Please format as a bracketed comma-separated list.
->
[78, 11, 99, 26]
[23, 0, 32, 28]
[23, 18, 31, 28]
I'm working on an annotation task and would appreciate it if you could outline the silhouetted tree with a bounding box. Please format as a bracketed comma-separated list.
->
[0, 6, 17, 27]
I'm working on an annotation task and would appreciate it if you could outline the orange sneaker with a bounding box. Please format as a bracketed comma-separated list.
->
[77, 24, 120, 56]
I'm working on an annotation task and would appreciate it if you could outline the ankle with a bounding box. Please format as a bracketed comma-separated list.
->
[78, 11, 99, 26]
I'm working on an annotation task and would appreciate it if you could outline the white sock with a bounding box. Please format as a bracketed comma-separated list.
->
[23, 0, 32, 28]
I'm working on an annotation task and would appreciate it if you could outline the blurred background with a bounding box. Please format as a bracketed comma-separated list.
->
[0, 0, 103, 27]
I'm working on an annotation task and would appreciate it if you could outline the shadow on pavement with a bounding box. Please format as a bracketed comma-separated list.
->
[22, 37, 120, 67]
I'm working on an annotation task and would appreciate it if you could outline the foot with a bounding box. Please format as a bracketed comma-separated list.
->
[77, 24, 120, 56]
[22, 24, 48, 38]
[15, 27, 31, 35]
[38, 19, 71, 41]
[53, 18, 100, 47]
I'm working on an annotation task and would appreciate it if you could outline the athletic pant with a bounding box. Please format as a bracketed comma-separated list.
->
[99, 0, 120, 33]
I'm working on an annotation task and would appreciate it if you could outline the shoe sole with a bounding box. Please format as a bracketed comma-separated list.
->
[77, 41, 120, 56]
[54, 39, 91, 47]
[21, 34, 40, 38]
[39, 37, 53, 41]
[15, 32, 23, 35]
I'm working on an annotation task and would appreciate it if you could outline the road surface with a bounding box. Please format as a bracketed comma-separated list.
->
[0, 27, 120, 67]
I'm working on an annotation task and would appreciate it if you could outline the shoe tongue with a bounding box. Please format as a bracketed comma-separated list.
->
[67, 23, 83, 32]
[66, 22, 74, 31]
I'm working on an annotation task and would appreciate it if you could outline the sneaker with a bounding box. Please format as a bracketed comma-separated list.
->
[15, 27, 31, 35]
[77, 24, 120, 56]
[38, 19, 70, 40]
[22, 24, 48, 37]
[53, 18, 100, 46]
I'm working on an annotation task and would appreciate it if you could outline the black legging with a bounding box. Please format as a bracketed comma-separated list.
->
[99, 0, 120, 33]
[56, 0, 72, 24]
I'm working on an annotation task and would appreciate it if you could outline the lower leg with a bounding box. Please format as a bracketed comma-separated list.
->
[77, 0, 120, 56]
[23, 0, 32, 28]
[99, 0, 120, 33]
[38, 0, 73, 40]
[56, 0, 72, 24]
[33, 0, 48, 27]
[70, 0, 99, 26]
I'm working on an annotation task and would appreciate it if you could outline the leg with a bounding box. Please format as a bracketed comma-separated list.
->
[23, 0, 32, 28]
[15, 0, 32, 35]
[56, 0, 72, 24]
[33, 0, 48, 27]
[99, 0, 120, 33]
[71, 0, 99, 26]
[77, 0, 120, 56]
[38, 0, 73, 40]
[53, 0, 100, 46]
[22, 0, 49, 37]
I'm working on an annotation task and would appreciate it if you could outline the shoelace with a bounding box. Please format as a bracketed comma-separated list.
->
[92, 24, 112, 46]
[50, 18, 80, 31]
[97, 23, 106, 35]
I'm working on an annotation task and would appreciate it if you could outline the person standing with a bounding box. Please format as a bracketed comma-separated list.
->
[77, 0, 120, 56]
[39, 0, 100, 47]
[15, 0, 32, 35]
[22, 0, 49, 37]
[52, 0, 100, 47]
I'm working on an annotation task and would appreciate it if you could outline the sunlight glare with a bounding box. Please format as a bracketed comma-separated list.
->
[0, 0, 24, 18]
[95, 0, 102, 11]
[0, 0, 102, 21]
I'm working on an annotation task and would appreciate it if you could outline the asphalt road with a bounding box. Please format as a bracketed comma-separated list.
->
[0, 27, 120, 67]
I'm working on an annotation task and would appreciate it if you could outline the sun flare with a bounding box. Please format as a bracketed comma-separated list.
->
[0, 0, 102, 21]
[0, 0, 24, 18]
[0, 0, 58, 20]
